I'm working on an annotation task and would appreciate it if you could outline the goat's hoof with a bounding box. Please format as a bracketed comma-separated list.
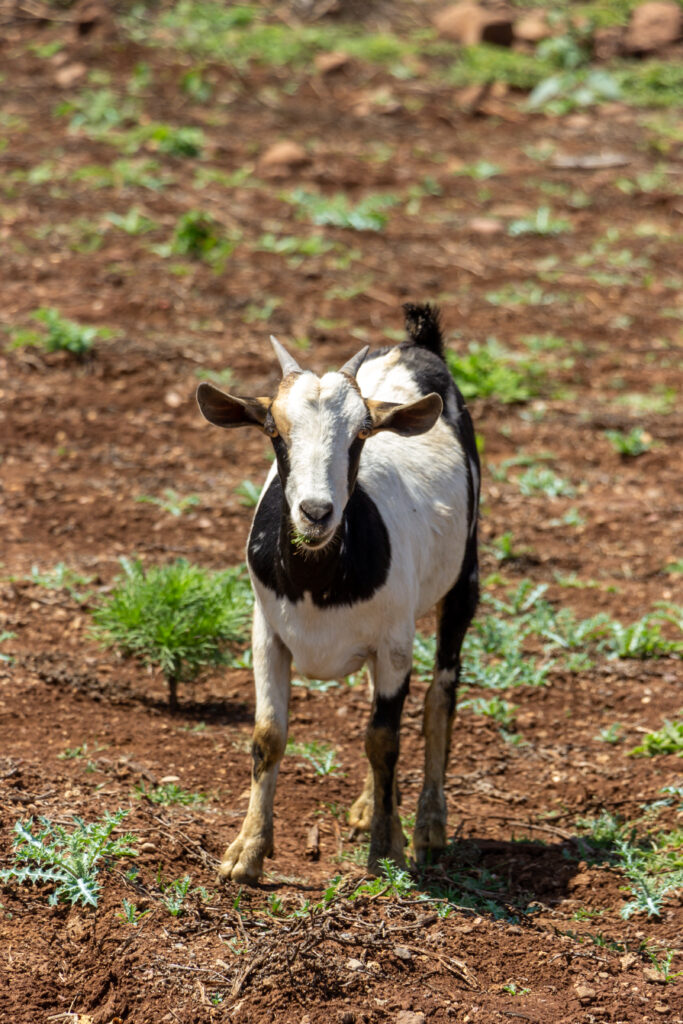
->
[218, 834, 270, 885]
[413, 820, 447, 865]
[368, 817, 408, 875]
[348, 795, 373, 832]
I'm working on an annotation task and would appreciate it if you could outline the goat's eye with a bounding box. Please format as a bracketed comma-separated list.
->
[265, 423, 279, 438]
[358, 427, 372, 440]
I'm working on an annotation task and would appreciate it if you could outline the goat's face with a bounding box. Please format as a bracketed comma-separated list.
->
[269, 369, 369, 549]
[197, 337, 443, 552]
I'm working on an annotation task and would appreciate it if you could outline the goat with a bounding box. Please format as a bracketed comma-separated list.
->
[197, 304, 480, 883]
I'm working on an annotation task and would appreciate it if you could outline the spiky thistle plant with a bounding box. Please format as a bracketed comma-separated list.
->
[91, 558, 252, 710]
[0, 810, 136, 908]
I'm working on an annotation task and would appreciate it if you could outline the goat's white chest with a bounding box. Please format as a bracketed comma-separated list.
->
[255, 586, 379, 680]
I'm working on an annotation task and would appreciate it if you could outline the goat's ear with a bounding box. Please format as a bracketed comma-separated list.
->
[197, 382, 271, 430]
[366, 392, 443, 437]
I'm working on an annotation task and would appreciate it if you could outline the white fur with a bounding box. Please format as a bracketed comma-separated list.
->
[251, 350, 469, 698]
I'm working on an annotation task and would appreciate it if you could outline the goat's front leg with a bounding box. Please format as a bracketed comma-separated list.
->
[219, 602, 291, 884]
[365, 643, 411, 875]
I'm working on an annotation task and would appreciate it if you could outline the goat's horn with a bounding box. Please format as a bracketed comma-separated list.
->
[339, 345, 369, 378]
[270, 335, 303, 377]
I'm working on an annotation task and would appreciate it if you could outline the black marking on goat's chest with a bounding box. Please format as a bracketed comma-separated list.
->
[248, 476, 391, 608]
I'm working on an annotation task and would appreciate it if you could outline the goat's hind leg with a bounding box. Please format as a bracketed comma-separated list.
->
[219, 603, 291, 884]
[414, 552, 478, 864]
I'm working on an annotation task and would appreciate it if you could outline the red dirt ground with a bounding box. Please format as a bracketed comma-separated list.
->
[0, 6, 681, 1024]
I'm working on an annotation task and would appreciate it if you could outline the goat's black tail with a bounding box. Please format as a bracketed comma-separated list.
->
[402, 302, 444, 359]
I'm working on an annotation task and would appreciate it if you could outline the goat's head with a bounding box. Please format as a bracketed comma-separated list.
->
[197, 337, 442, 551]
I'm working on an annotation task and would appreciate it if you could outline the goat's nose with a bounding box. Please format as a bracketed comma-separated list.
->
[299, 499, 333, 525]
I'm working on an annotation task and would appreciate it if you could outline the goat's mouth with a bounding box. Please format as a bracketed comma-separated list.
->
[290, 523, 337, 554]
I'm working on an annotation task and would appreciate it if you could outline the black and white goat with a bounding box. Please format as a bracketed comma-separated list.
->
[197, 304, 480, 883]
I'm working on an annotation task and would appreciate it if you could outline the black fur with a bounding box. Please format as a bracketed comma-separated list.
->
[368, 672, 410, 815]
[402, 302, 445, 358]
[248, 474, 391, 608]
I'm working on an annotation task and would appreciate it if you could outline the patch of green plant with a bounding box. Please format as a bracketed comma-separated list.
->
[516, 466, 575, 497]
[605, 610, 682, 659]
[194, 367, 234, 388]
[630, 720, 683, 757]
[352, 858, 417, 900]
[604, 427, 652, 457]
[25, 562, 95, 603]
[528, 69, 621, 115]
[462, 696, 519, 739]
[616, 389, 676, 415]
[135, 489, 201, 517]
[0, 631, 15, 665]
[56, 87, 138, 132]
[126, 2, 417, 68]
[445, 44, 554, 91]
[72, 159, 170, 191]
[286, 739, 341, 776]
[234, 480, 262, 508]
[255, 233, 334, 258]
[502, 982, 530, 996]
[105, 207, 158, 234]
[485, 281, 567, 308]
[0, 811, 136, 908]
[135, 781, 207, 805]
[91, 558, 252, 710]
[490, 451, 554, 483]
[10, 308, 104, 358]
[120, 122, 205, 158]
[453, 160, 501, 180]
[643, 945, 683, 983]
[118, 897, 150, 925]
[58, 740, 105, 762]
[489, 532, 526, 563]
[181, 66, 213, 102]
[158, 872, 210, 917]
[508, 206, 572, 237]
[287, 189, 397, 232]
[595, 723, 625, 745]
[159, 210, 237, 264]
[614, 60, 683, 109]
[446, 338, 545, 403]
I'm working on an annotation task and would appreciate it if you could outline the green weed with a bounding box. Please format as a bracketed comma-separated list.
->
[516, 466, 575, 498]
[508, 206, 572, 237]
[235, 480, 262, 508]
[287, 189, 397, 232]
[106, 207, 158, 235]
[605, 427, 652, 457]
[159, 873, 210, 917]
[91, 558, 252, 710]
[11, 308, 104, 358]
[595, 723, 625, 745]
[0, 631, 15, 665]
[135, 489, 201, 517]
[286, 740, 342, 777]
[446, 338, 545, 403]
[630, 720, 683, 757]
[161, 210, 237, 263]
[135, 782, 207, 806]
[605, 612, 682, 659]
[26, 563, 95, 603]
[118, 898, 150, 925]
[0, 811, 136, 908]
[194, 367, 234, 387]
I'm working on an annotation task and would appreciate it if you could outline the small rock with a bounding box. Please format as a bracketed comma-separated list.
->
[624, 1, 682, 53]
[574, 983, 596, 1005]
[140, 842, 156, 853]
[434, 3, 514, 47]
[164, 390, 183, 409]
[514, 11, 551, 43]
[468, 217, 503, 235]
[346, 958, 364, 972]
[160, 775, 180, 784]
[394, 945, 413, 961]
[620, 952, 638, 971]
[339, 1012, 355, 1024]
[304, 822, 320, 861]
[653, 1003, 670, 1014]
[644, 966, 667, 984]
[258, 141, 309, 177]
[396, 1013, 426, 1024]
[314, 51, 350, 74]
[55, 63, 87, 88]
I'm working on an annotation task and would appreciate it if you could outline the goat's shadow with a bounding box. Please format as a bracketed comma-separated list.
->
[415, 834, 600, 921]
